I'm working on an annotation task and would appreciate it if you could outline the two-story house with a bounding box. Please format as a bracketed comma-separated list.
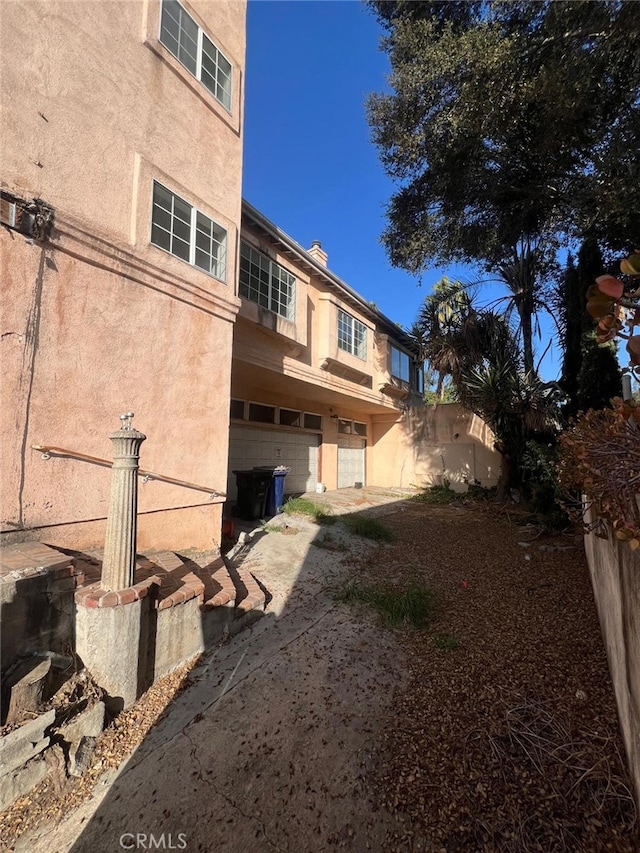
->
[1, 0, 499, 558]
[228, 202, 427, 499]
[228, 201, 501, 501]
[1, 0, 246, 552]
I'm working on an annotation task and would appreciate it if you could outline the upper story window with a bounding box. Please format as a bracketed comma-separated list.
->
[415, 363, 425, 395]
[391, 345, 411, 382]
[338, 309, 367, 359]
[239, 242, 296, 321]
[151, 181, 227, 281]
[160, 0, 232, 111]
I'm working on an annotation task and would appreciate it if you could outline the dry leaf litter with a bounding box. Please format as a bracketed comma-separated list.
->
[1, 500, 638, 853]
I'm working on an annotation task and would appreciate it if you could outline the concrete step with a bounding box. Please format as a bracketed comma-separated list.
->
[1, 542, 269, 671]
[1, 543, 80, 670]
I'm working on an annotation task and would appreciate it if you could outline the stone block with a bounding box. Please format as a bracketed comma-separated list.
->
[75, 598, 149, 708]
[0, 709, 55, 777]
[4, 656, 51, 725]
[68, 735, 97, 777]
[155, 596, 204, 680]
[57, 700, 105, 744]
[0, 755, 48, 811]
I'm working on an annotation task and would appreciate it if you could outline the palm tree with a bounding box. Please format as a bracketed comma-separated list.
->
[458, 355, 562, 499]
[411, 278, 485, 398]
[486, 241, 559, 376]
[414, 277, 562, 498]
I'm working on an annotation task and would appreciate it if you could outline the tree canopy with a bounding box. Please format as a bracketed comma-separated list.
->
[367, 0, 640, 275]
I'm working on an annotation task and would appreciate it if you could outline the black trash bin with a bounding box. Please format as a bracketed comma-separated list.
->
[232, 469, 274, 520]
[253, 466, 289, 516]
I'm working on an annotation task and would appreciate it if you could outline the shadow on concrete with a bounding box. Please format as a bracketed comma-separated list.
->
[17, 489, 416, 853]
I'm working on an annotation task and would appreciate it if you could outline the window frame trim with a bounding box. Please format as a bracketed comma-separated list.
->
[239, 240, 296, 322]
[158, 0, 233, 113]
[150, 180, 228, 282]
[229, 399, 323, 432]
[337, 308, 367, 360]
[247, 401, 277, 425]
[390, 344, 411, 383]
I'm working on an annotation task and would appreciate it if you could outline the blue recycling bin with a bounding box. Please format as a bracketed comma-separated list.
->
[253, 467, 289, 516]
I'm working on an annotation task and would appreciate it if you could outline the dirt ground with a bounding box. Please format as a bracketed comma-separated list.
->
[1, 497, 638, 852]
[355, 501, 639, 852]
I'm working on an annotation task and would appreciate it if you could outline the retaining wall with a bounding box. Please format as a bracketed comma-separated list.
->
[583, 522, 640, 805]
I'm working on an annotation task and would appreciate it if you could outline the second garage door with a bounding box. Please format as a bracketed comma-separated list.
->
[228, 426, 319, 499]
[337, 436, 366, 488]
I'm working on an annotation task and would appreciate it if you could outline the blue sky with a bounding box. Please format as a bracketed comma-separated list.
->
[242, 0, 562, 380]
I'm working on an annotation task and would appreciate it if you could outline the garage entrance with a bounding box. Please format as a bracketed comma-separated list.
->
[228, 425, 319, 499]
[337, 435, 366, 488]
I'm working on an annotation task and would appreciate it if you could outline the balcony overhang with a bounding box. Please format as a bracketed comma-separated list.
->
[319, 357, 373, 389]
[379, 381, 410, 401]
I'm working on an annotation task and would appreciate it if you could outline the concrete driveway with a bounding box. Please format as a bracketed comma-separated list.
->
[19, 488, 418, 853]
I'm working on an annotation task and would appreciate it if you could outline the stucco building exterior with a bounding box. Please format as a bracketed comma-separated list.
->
[1, 0, 499, 557]
[1, 0, 246, 552]
[229, 202, 500, 501]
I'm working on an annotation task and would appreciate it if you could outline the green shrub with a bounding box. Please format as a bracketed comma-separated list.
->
[465, 482, 496, 501]
[411, 484, 460, 505]
[520, 440, 569, 530]
[282, 497, 335, 524]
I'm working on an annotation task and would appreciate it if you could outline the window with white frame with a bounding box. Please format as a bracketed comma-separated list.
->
[151, 182, 227, 280]
[391, 345, 411, 382]
[239, 242, 296, 320]
[248, 402, 276, 424]
[159, 0, 232, 111]
[337, 309, 367, 359]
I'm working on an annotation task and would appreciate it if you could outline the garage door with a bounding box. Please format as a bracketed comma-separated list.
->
[337, 436, 366, 488]
[228, 426, 319, 499]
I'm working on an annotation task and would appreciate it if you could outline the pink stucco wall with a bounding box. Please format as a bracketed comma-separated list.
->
[1, 0, 246, 551]
[231, 216, 501, 496]
[370, 404, 501, 491]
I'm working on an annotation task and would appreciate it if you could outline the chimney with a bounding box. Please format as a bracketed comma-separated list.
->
[308, 239, 328, 267]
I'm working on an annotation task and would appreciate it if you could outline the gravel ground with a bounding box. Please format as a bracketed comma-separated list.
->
[1, 499, 638, 853]
[348, 501, 639, 852]
[0, 662, 196, 849]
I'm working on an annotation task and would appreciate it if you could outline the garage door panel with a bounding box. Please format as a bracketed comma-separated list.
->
[228, 427, 319, 500]
[337, 437, 365, 489]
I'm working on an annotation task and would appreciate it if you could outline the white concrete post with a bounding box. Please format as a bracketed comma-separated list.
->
[101, 413, 146, 591]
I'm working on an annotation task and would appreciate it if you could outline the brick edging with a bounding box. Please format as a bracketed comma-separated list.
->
[234, 566, 265, 614]
[74, 577, 158, 609]
[203, 566, 236, 609]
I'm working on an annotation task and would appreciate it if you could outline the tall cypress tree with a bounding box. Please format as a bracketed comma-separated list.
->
[575, 240, 621, 412]
[559, 253, 581, 418]
[577, 340, 622, 412]
[560, 238, 622, 415]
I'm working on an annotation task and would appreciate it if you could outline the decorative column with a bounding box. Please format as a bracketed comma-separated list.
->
[101, 413, 146, 591]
